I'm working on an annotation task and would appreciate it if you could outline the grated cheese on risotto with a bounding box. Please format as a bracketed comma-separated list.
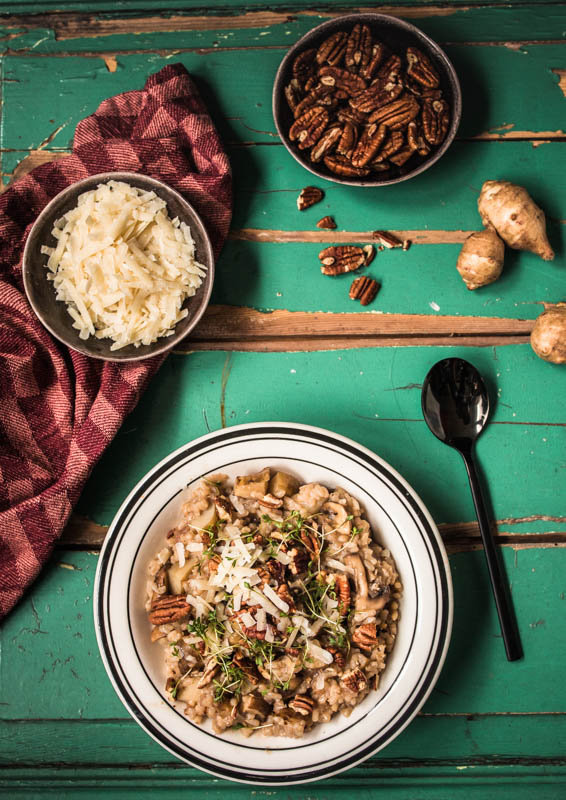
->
[41, 180, 207, 350]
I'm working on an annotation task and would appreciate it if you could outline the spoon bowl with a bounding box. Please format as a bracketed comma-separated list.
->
[421, 358, 490, 450]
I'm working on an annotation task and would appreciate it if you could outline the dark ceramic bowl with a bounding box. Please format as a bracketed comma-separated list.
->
[273, 14, 462, 187]
[22, 172, 214, 362]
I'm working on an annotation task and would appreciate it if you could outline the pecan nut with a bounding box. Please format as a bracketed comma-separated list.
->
[288, 694, 315, 715]
[326, 646, 346, 668]
[289, 106, 329, 150]
[368, 94, 420, 130]
[310, 126, 342, 163]
[351, 122, 387, 168]
[359, 42, 385, 80]
[197, 660, 219, 688]
[422, 98, 450, 146]
[297, 185, 324, 211]
[349, 276, 380, 306]
[372, 130, 405, 163]
[352, 622, 379, 651]
[292, 48, 317, 87]
[323, 154, 370, 178]
[258, 493, 284, 509]
[231, 606, 267, 640]
[293, 83, 335, 119]
[363, 244, 376, 265]
[373, 230, 403, 249]
[341, 667, 368, 693]
[288, 546, 309, 575]
[316, 31, 348, 66]
[390, 146, 416, 167]
[284, 79, 302, 114]
[350, 75, 403, 114]
[300, 529, 320, 557]
[345, 23, 372, 74]
[336, 120, 358, 157]
[148, 594, 191, 625]
[334, 573, 351, 614]
[317, 215, 337, 229]
[406, 46, 440, 89]
[265, 558, 286, 584]
[319, 66, 367, 96]
[319, 245, 366, 275]
[277, 583, 296, 610]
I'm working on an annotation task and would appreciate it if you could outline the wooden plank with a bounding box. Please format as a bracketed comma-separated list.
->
[72, 348, 566, 530]
[1, 715, 566, 767]
[1, 764, 565, 799]
[2, 4, 566, 52]
[181, 305, 533, 351]
[1, 548, 565, 722]
[59, 512, 566, 550]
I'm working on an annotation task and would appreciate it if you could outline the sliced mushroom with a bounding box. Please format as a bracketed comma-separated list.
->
[269, 471, 300, 498]
[322, 501, 351, 535]
[345, 554, 390, 611]
[240, 693, 270, 720]
[234, 468, 271, 499]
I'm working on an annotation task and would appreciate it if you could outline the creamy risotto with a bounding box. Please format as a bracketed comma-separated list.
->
[146, 468, 401, 737]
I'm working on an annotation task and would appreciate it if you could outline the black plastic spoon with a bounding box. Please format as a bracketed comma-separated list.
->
[421, 357, 523, 662]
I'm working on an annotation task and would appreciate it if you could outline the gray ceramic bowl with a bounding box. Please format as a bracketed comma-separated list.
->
[273, 14, 462, 187]
[22, 172, 214, 362]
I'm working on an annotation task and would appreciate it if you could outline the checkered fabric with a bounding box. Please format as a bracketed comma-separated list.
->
[0, 65, 232, 619]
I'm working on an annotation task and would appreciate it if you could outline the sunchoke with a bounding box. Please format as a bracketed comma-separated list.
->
[530, 303, 566, 364]
[478, 180, 554, 261]
[456, 227, 505, 290]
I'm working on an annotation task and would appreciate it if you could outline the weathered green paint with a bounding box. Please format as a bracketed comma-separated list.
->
[1, 548, 565, 720]
[1, 43, 565, 152]
[72, 348, 566, 529]
[1, 3, 566, 54]
[1, 1, 565, 794]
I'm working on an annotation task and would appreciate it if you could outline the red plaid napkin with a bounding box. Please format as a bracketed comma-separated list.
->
[0, 64, 232, 619]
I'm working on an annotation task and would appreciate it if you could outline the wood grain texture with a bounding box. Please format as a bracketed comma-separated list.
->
[59, 512, 566, 551]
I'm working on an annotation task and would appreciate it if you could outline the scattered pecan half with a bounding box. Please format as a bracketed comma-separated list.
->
[352, 622, 379, 651]
[319, 245, 366, 275]
[363, 244, 376, 265]
[297, 185, 324, 211]
[288, 694, 315, 715]
[149, 594, 191, 625]
[335, 573, 351, 615]
[373, 230, 403, 249]
[317, 215, 337, 229]
[341, 667, 368, 693]
[349, 276, 380, 306]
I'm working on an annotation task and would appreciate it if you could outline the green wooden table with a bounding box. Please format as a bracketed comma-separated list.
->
[1, 1, 565, 797]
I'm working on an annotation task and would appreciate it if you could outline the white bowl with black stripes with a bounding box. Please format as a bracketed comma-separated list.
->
[94, 422, 452, 784]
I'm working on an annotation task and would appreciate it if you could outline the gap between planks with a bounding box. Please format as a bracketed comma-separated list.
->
[59, 513, 566, 551]
[179, 305, 533, 352]
[0, 7, 517, 42]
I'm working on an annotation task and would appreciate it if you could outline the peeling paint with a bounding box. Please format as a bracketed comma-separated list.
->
[101, 54, 118, 72]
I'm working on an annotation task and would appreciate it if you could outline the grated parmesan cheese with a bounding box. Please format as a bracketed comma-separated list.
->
[41, 180, 207, 350]
[175, 541, 186, 568]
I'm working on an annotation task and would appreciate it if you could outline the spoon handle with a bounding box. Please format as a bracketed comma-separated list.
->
[461, 449, 523, 662]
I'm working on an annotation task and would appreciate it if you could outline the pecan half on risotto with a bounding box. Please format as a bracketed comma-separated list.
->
[145, 468, 401, 737]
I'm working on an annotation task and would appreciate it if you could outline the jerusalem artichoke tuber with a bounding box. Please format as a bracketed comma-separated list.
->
[530, 303, 566, 364]
[456, 227, 505, 290]
[478, 180, 554, 261]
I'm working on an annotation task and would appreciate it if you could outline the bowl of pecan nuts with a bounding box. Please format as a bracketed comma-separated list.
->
[273, 14, 462, 186]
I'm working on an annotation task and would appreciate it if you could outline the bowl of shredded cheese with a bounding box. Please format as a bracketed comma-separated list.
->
[23, 173, 214, 361]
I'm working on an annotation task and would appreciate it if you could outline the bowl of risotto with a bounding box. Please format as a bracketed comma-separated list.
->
[94, 422, 453, 784]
